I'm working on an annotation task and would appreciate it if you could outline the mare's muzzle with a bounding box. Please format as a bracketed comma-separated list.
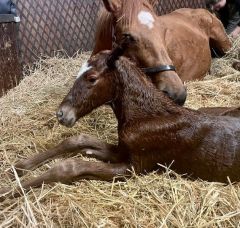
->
[167, 87, 187, 106]
[143, 65, 187, 106]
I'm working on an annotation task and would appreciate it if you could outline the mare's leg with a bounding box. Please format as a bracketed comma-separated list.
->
[198, 107, 240, 117]
[0, 159, 130, 200]
[8, 134, 124, 178]
[221, 107, 240, 117]
[209, 13, 232, 55]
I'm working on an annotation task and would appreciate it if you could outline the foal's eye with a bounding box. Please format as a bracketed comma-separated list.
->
[89, 78, 96, 83]
[86, 75, 98, 84]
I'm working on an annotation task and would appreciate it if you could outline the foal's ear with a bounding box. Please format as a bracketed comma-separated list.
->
[106, 35, 132, 69]
[106, 46, 124, 69]
[102, 0, 121, 14]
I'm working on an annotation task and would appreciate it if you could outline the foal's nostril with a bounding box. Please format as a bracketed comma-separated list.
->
[56, 110, 64, 119]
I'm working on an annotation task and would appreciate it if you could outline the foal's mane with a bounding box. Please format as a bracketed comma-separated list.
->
[113, 56, 184, 117]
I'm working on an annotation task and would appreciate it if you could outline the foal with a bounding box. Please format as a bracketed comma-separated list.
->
[1, 47, 240, 200]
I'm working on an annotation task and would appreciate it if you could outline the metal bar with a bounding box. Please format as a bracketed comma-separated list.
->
[0, 14, 20, 23]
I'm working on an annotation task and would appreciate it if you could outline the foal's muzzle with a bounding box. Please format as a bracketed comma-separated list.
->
[56, 105, 77, 128]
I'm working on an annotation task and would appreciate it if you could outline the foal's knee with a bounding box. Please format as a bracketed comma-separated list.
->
[65, 134, 91, 145]
[51, 159, 81, 182]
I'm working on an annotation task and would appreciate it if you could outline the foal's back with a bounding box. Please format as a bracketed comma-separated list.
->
[192, 114, 240, 181]
[122, 109, 240, 182]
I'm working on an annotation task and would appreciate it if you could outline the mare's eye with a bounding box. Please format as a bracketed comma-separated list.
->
[122, 33, 136, 42]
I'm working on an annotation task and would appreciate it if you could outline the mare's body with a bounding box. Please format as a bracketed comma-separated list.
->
[91, 0, 231, 104]
[94, 7, 230, 82]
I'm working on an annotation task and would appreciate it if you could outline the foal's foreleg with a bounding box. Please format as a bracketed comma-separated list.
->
[9, 134, 123, 178]
[0, 160, 130, 200]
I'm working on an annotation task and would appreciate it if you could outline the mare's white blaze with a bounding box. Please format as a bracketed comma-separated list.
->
[77, 61, 92, 79]
[137, 11, 155, 29]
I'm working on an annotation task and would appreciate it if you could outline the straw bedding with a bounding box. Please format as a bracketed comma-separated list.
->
[0, 39, 240, 227]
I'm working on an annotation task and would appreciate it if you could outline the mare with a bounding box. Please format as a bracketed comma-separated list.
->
[91, 0, 232, 105]
[1, 42, 240, 200]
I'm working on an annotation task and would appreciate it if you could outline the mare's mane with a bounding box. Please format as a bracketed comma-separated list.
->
[94, 10, 114, 46]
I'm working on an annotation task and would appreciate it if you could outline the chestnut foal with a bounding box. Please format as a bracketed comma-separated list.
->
[1, 46, 240, 200]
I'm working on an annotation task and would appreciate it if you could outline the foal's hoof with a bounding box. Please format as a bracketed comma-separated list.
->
[232, 61, 240, 71]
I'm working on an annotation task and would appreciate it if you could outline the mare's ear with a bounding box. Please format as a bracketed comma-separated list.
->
[148, 0, 158, 7]
[102, 0, 121, 14]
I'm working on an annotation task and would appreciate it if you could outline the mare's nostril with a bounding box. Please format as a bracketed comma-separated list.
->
[162, 90, 169, 96]
[57, 110, 64, 119]
[161, 89, 187, 106]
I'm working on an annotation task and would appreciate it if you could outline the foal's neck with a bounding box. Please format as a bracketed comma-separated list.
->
[111, 58, 183, 125]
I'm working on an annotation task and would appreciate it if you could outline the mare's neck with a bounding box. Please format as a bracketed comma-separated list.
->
[111, 58, 183, 126]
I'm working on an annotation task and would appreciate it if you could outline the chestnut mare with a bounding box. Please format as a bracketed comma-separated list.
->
[1, 43, 240, 200]
[91, 0, 231, 105]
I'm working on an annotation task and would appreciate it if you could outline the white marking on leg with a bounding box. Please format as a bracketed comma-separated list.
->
[138, 11, 155, 29]
[86, 150, 93, 155]
[77, 61, 92, 79]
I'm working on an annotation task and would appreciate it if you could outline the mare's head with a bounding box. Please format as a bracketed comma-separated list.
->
[100, 0, 186, 105]
[57, 48, 126, 127]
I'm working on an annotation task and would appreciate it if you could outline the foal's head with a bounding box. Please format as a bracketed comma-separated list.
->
[100, 0, 186, 105]
[57, 50, 122, 127]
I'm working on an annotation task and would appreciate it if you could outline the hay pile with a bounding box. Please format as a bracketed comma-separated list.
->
[0, 41, 240, 227]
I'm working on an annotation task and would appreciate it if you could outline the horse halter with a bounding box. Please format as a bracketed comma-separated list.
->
[142, 65, 176, 75]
